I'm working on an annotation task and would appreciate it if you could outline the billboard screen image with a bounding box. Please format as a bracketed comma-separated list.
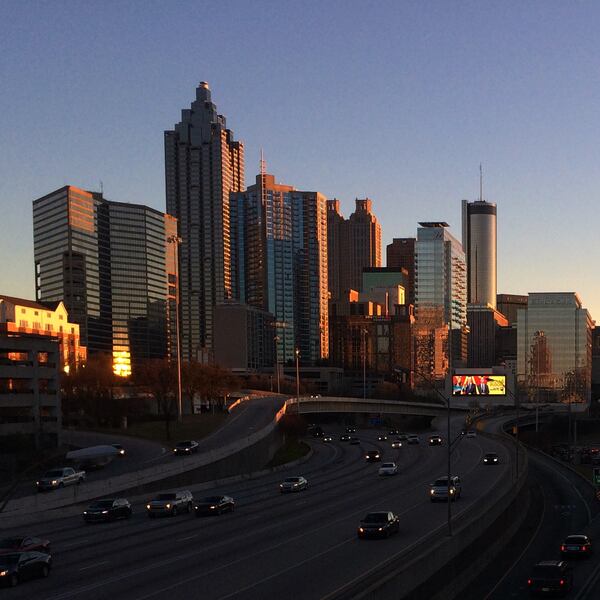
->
[452, 375, 506, 396]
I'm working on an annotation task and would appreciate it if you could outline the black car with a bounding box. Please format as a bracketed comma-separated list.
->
[173, 440, 199, 455]
[0, 552, 52, 587]
[388, 429, 399, 436]
[346, 427, 356, 434]
[483, 453, 500, 465]
[0, 537, 50, 555]
[365, 450, 381, 462]
[357, 512, 399, 539]
[561, 534, 593, 557]
[429, 435, 443, 446]
[83, 498, 132, 523]
[527, 561, 572, 596]
[340, 434, 351, 442]
[194, 495, 235, 516]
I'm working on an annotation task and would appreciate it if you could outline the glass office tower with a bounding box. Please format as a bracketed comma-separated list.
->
[517, 293, 593, 406]
[33, 186, 177, 376]
[415, 222, 467, 373]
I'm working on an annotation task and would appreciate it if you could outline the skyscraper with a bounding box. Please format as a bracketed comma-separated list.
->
[386, 237, 416, 305]
[231, 171, 329, 365]
[165, 82, 244, 360]
[326, 198, 382, 299]
[462, 199, 497, 308]
[32, 186, 177, 376]
[415, 222, 467, 371]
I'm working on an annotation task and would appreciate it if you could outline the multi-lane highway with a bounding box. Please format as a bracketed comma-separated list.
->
[2, 422, 511, 600]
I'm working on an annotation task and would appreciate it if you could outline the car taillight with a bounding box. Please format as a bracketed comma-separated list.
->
[559, 579, 565, 586]
[561, 545, 566, 551]
[582, 545, 587, 551]
[527, 579, 532, 586]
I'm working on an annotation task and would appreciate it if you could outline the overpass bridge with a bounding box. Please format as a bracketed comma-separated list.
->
[286, 396, 470, 417]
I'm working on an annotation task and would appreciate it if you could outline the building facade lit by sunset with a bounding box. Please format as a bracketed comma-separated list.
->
[32, 186, 177, 376]
[230, 172, 329, 365]
[517, 292, 593, 406]
[0, 295, 86, 370]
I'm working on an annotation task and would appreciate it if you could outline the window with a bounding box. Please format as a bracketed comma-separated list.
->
[19, 320, 28, 328]
[34, 311, 39, 316]
[21, 308, 26, 314]
[58, 315, 64, 320]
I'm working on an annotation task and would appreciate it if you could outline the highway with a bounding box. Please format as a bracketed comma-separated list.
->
[3, 422, 510, 600]
[6, 395, 285, 503]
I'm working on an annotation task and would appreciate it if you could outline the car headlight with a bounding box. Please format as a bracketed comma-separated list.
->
[450, 489, 455, 494]
[210, 505, 216, 509]
[52, 480, 58, 485]
[101, 510, 109, 514]
[166, 503, 171, 509]
[279, 484, 284, 488]
[430, 489, 435, 495]
[494, 458, 498, 462]
[358, 527, 364, 533]
[0, 570, 7, 577]
[146, 504, 151, 509]
[36, 481, 40, 485]
[378, 527, 383, 531]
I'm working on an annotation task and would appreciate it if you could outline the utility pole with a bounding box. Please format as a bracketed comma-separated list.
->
[168, 235, 183, 423]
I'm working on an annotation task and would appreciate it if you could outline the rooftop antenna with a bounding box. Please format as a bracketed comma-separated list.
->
[100, 180, 104, 195]
[260, 148, 266, 176]
[479, 163, 483, 202]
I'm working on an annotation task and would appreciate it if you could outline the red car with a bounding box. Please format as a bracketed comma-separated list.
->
[0, 537, 50, 555]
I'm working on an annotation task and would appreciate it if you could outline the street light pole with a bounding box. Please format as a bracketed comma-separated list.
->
[295, 348, 300, 415]
[362, 328, 368, 401]
[168, 235, 183, 423]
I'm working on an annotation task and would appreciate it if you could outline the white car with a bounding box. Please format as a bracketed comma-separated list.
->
[378, 462, 398, 476]
[280, 476, 308, 493]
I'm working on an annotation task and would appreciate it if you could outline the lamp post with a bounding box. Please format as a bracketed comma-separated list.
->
[295, 348, 300, 415]
[167, 235, 183, 423]
[362, 328, 368, 401]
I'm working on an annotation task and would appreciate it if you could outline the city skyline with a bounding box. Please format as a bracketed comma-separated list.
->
[3, 2, 600, 320]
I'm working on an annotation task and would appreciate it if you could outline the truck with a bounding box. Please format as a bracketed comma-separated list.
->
[36, 467, 86, 492]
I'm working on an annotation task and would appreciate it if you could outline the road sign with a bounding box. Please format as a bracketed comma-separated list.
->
[593, 467, 600, 486]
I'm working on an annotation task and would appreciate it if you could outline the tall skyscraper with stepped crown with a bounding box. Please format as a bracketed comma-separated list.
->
[165, 82, 244, 360]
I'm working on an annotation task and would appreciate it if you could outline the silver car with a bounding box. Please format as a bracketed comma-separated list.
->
[279, 476, 308, 493]
[146, 490, 194, 517]
[430, 476, 461, 502]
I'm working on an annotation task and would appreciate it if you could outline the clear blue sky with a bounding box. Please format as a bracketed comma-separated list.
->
[2, 1, 600, 318]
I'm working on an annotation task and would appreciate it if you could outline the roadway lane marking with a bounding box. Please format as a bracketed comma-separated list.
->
[62, 539, 88, 550]
[177, 534, 198, 541]
[294, 500, 307, 506]
[79, 560, 109, 572]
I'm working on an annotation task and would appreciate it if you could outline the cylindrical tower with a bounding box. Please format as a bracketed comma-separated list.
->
[461, 200, 497, 309]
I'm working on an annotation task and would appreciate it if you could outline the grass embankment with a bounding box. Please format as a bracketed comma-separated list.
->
[81, 413, 229, 445]
[268, 437, 310, 468]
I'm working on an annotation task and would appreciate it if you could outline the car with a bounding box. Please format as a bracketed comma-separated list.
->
[0, 537, 50, 555]
[365, 450, 381, 462]
[377, 435, 388, 442]
[323, 436, 333, 443]
[0, 552, 52, 587]
[483, 452, 500, 465]
[340, 434, 351, 442]
[527, 560, 573, 596]
[357, 512, 400, 538]
[83, 498, 132, 523]
[561, 534, 593, 557]
[430, 476, 462, 501]
[349, 437, 361, 445]
[173, 440, 199, 455]
[378, 462, 398, 476]
[194, 495, 235, 516]
[407, 435, 420, 445]
[280, 476, 308, 493]
[346, 427, 357, 434]
[111, 444, 126, 456]
[36, 467, 86, 491]
[428, 435, 443, 446]
[391, 440, 403, 449]
[466, 430, 477, 438]
[313, 429, 325, 438]
[388, 429, 399, 436]
[146, 490, 194, 517]
[397, 433, 409, 441]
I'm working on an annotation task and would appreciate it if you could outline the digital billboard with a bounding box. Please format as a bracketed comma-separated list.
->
[452, 375, 506, 396]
